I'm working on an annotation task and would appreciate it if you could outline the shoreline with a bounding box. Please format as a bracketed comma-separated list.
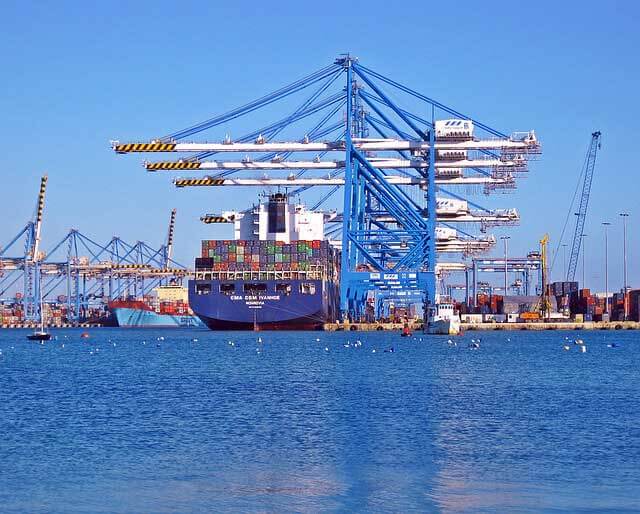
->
[2, 321, 639, 331]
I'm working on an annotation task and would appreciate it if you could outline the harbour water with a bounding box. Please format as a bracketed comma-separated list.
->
[1, 328, 639, 512]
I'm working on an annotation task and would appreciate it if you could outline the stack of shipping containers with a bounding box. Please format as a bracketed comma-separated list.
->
[195, 240, 337, 276]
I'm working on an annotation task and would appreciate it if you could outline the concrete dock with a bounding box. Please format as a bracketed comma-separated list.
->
[323, 321, 639, 331]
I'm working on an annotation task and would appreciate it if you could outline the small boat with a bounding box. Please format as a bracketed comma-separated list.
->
[425, 300, 461, 335]
[80, 332, 90, 339]
[27, 273, 51, 341]
[27, 331, 51, 341]
[401, 324, 412, 337]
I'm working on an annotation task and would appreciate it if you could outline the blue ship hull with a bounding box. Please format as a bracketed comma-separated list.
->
[188, 279, 339, 330]
[111, 307, 205, 328]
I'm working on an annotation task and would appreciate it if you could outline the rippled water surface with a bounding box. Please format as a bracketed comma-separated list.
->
[1, 328, 639, 513]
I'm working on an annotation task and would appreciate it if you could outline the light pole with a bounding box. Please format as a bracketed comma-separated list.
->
[501, 236, 510, 297]
[581, 234, 587, 289]
[620, 212, 629, 320]
[602, 222, 611, 317]
[561, 243, 568, 281]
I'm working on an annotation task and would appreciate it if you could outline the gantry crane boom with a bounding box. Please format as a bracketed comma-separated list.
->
[145, 157, 526, 172]
[173, 176, 512, 188]
[566, 131, 601, 281]
[113, 137, 539, 154]
[32, 175, 48, 262]
[165, 208, 176, 266]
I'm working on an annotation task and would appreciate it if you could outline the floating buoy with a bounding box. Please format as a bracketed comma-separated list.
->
[563, 345, 570, 351]
[80, 332, 90, 339]
[580, 346, 587, 353]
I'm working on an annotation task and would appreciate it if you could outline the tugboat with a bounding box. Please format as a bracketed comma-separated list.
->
[425, 299, 461, 335]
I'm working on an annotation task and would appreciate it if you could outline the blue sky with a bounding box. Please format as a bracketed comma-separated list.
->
[1, 0, 638, 292]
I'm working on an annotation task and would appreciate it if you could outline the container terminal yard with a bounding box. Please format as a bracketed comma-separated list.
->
[1, 57, 636, 331]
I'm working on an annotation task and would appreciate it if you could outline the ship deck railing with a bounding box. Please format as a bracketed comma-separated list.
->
[194, 267, 332, 282]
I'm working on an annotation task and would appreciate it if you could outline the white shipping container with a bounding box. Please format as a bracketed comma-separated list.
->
[435, 119, 474, 139]
[436, 198, 468, 215]
[435, 227, 457, 241]
[461, 314, 482, 324]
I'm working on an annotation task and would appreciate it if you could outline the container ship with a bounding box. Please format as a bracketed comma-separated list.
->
[108, 284, 204, 328]
[189, 193, 340, 330]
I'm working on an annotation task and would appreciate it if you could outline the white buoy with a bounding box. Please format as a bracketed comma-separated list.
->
[324, 347, 329, 352]
[563, 345, 570, 351]
[580, 346, 587, 353]
[258, 337, 262, 343]
[316, 337, 320, 342]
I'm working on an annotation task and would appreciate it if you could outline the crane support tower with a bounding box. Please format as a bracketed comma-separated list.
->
[566, 131, 601, 281]
[111, 55, 540, 321]
[540, 234, 551, 319]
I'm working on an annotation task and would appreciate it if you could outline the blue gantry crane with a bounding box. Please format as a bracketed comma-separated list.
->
[0, 176, 189, 324]
[112, 55, 540, 321]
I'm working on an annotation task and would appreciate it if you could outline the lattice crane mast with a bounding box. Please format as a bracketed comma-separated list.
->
[566, 131, 601, 281]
